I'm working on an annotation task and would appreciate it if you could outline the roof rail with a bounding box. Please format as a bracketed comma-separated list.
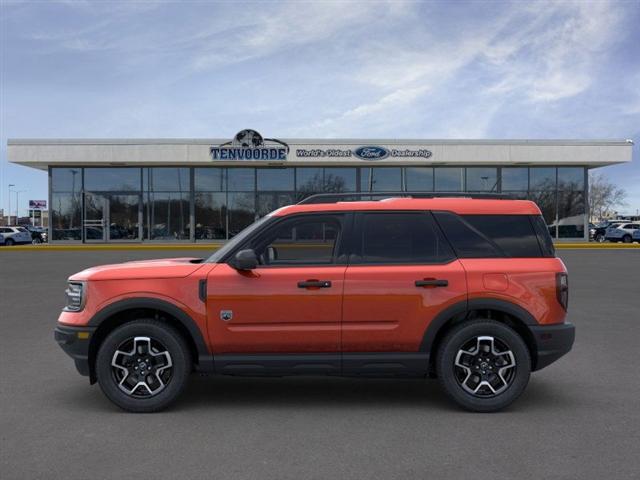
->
[297, 192, 510, 205]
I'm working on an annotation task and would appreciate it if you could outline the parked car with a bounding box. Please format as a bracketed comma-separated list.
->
[0, 232, 4, 245]
[55, 194, 574, 413]
[21, 225, 48, 244]
[632, 229, 640, 243]
[0, 226, 33, 245]
[590, 220, 626, 242]
[605, 223, 640, 243]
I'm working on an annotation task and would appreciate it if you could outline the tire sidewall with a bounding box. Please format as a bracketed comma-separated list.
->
[96, 320, 191, 412]
[437, 320, 531, 412]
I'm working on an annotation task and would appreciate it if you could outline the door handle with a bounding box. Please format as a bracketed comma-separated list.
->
[415, 279, 448, 288]
[298, 280, 332, 289]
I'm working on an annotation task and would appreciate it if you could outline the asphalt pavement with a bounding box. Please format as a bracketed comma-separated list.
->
[1, 249, 639, 479]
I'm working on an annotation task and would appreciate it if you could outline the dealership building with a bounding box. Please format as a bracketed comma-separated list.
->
[7, 131, 633, 243]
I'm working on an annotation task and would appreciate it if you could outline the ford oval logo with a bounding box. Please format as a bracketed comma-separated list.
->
[354, 146, 389, 160]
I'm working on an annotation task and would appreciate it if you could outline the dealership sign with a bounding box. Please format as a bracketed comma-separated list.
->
[211, 129, 289, 161]
[29, 200, 47, 209]
[296, 146, 433, 160]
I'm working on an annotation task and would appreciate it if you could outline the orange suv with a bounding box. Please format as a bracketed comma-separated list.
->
[54, 194, 574, 412]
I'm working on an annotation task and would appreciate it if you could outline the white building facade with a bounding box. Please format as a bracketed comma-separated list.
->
[8, 131, 633, 242]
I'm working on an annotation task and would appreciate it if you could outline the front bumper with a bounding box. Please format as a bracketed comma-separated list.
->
[529, 322, 575, 371]
[54, 325, 96, 377]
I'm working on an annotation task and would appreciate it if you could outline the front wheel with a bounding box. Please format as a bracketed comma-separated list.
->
[436, 319, 531, 412]
[622, 235, 632, 243]
[595, 233, 605, 243]
[5, 238, 14, 246]
[96, 320, 191, 412]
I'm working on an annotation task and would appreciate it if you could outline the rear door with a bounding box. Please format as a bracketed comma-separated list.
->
[341, 211, 467, 355]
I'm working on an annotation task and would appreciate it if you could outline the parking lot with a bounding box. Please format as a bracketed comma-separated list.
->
[1, 248, 639, 479]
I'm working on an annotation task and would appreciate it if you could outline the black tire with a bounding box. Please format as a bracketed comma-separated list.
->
[32, 237, 42, 244]
[436, 319, 531, 412]
[96, 319, 192, 413]
[5, 238, 14, 246]
[595, 233, 605, 243]
[622, 235, 632, 243]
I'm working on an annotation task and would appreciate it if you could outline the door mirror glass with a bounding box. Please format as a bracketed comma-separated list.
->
[232, 249, 258, 270]
[267, 246, 278, 262]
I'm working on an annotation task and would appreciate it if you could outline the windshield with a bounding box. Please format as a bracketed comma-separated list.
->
[206, 216, 271, 263]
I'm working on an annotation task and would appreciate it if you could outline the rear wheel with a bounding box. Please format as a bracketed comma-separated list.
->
[623, 235, 632, 243]
[96, 320, 191, 412]
[436, 319, 530, 412]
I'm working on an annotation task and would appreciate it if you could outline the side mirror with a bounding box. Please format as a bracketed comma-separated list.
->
[231, 249, 258, 270]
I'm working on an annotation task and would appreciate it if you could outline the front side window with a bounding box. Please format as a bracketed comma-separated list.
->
[356, 212, 454, 264]
[249, 215, 343, 266]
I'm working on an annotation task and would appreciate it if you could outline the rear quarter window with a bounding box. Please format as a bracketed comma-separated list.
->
[434, 212, 553, 258]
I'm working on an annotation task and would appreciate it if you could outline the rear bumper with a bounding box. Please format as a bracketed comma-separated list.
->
[530, 322, 575, 371]
[54, 325, 96, 377]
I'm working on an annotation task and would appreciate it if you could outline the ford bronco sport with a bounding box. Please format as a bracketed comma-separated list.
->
[55, 194, 575, 412]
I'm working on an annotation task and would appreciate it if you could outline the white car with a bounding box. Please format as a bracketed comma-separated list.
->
[0, 226, 32, 246]
[605, 223, 640, 243]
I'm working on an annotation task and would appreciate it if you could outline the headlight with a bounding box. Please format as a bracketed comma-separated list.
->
[64, 282, 85, 312]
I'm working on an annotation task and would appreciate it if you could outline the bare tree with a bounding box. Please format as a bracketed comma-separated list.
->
[589, 172, 627, 221]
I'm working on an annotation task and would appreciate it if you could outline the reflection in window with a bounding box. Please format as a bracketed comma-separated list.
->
[145, 193, 189, 240]
[227, 169, 255, 191]
[557, 167, 584, 191]
[296, 168, 324, 200]
[195, 192, 226, 240]
[257, 193, 296, 217]
[466, 167, 498, 192]
[257, 168, 294, 191]
[85, 168, 141, 191]
[195, 168, 225, 191]
[227, 192, 255, 237]
[529, 168, 556, 191]
[109, 195, 140, 240]
[405, 167, 433, 191]
[324, 168, 357, 192]
[51, 193, 82, 240]
[501, 168, 528, 191]
[528, 191, 556, 238]
[361, 167, 402, 191]
[557, 191, 585, 238]
[51, 168, 82, 193]
[145, 168, 189, 192]
[435, 168, 464, 191]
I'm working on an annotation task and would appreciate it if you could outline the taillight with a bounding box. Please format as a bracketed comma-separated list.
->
[556, 273, 568, 310]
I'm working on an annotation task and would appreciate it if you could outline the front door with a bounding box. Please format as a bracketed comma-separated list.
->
[341, 212, 467, 354]
[206, 214, 348, 359]
[84, 193, 141, 242]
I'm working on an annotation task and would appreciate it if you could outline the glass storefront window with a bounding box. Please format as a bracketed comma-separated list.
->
[361, 167, 402, 191]
[557, 167, 584, 190]
[51, 193, 82, 240]
[296, 168, 324, 200]
[528, 191, 557, 238]
[195, 168, 225, 191]
[435, 168, 464, 191]
[557, 190, 585, 238]
[227, 168, 255, 191]
[195, 192, 226, 240]
[257, 193, 296, 217]
[144, 192, 190, 240]
[501, 168, 528, 191]
[85, 168, 141, 192]
[529, 167, 556, 191]
[405, 167, 433, 191]
[466, 167, 498, 192]
[144, 168, 190, 192]
[227, 192, 255, 237]
[324, 168, 357, 192]
[257, 168, 294, 191]
[51, 168, 82, 193]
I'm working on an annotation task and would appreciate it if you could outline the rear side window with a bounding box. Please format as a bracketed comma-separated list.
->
[356, 212, 454, 264]
[434, 212, 554, 258]
[530, 215, 555, 257]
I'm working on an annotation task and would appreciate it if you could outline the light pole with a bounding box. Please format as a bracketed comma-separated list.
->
[8, 184, 15, 225]
[15, 190, 26, 224]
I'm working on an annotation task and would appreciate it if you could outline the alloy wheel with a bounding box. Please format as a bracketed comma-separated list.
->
[111, 336, 173, 398]
[454, 335, 516, 397]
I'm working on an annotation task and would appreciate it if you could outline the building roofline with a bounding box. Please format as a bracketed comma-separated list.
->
[7, 138, 635, 146]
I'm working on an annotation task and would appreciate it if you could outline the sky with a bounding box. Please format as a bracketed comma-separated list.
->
[1, 0, 639, 216]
